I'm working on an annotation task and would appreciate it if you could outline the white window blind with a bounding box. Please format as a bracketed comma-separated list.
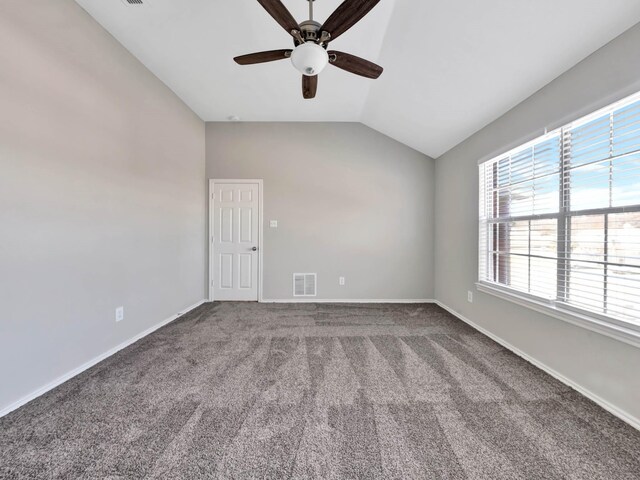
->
[479, 93, 640, 328]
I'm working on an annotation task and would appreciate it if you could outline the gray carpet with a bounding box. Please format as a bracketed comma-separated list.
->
[1, 303, 640, 479]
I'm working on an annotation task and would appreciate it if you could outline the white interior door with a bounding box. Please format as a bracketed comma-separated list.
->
[211, 182, 260, 301]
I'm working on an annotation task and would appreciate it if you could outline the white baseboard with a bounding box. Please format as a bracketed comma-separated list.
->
[434, 300, 640, 432]
[0, 299, 207, 419]
[261, 299, 436, 304]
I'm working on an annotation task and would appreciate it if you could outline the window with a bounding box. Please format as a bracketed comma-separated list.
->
[479, 93, 640, 333]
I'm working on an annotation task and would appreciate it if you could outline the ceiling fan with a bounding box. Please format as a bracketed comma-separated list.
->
[234, 0, 383, 99]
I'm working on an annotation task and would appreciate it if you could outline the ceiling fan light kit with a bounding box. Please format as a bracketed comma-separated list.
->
[291, 42, 329, 76]
[234, 0, 383, 99]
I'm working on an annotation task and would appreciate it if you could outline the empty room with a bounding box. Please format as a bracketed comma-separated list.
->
[2, 0, 640, 478]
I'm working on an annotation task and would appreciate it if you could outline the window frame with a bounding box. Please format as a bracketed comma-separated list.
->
[477, 93, 640, 348]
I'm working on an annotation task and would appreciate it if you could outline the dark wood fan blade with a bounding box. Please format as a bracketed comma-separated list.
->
[328, 51, 383, 79]
[302, 75, 318, 99]
[256, 0, 299, 35]
[234, 50, 292, 65]
[321, 0, 380, 42]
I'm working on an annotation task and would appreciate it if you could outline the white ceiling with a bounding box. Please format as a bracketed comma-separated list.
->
[75, 0, 640, 158]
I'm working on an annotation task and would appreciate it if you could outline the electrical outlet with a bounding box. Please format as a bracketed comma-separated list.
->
[115, 306, 124, 322]
[270, 220, 278, 228]
[467, 291, 473, 303]
[339, 276, 345, 286]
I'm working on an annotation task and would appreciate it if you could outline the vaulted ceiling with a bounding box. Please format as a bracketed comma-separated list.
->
[75, 0, 640, 158]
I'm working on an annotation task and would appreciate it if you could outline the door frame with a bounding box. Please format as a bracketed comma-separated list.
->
[209, 179, 264, 302]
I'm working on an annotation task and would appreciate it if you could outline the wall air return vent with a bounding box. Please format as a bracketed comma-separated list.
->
[293, 273, 317, 297]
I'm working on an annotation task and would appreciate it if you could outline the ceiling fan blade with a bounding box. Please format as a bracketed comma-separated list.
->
[256, 0, 300, 36]
[328, 51, 383, 79]
[321, 0, 380, 42]
[234, 50, 292, 65]
[302, 75, 318, 99]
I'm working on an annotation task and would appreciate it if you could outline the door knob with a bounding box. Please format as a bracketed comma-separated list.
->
[251, 247, 258, 251]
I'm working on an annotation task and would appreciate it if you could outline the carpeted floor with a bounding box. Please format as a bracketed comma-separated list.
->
[1, 303, 640, 479]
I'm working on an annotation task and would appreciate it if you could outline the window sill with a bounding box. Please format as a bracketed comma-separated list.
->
[475, 281, 640, 349]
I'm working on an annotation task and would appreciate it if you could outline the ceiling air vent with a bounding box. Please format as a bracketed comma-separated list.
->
[122, 0, 146, 5]
[293, 273, 316, 297]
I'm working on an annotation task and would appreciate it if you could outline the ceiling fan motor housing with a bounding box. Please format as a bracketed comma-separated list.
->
[297, 20, 323, 44]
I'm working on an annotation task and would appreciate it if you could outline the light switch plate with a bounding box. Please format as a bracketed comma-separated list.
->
[270, 220, 278, 228]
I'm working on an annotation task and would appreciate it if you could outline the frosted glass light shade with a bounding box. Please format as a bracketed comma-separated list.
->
[291, 42, 329, 76]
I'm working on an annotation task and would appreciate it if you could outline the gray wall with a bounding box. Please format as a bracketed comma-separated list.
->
[206, 123, 435, 301]
[434, 24, 640, 422]
[0, 0, 206, 412]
